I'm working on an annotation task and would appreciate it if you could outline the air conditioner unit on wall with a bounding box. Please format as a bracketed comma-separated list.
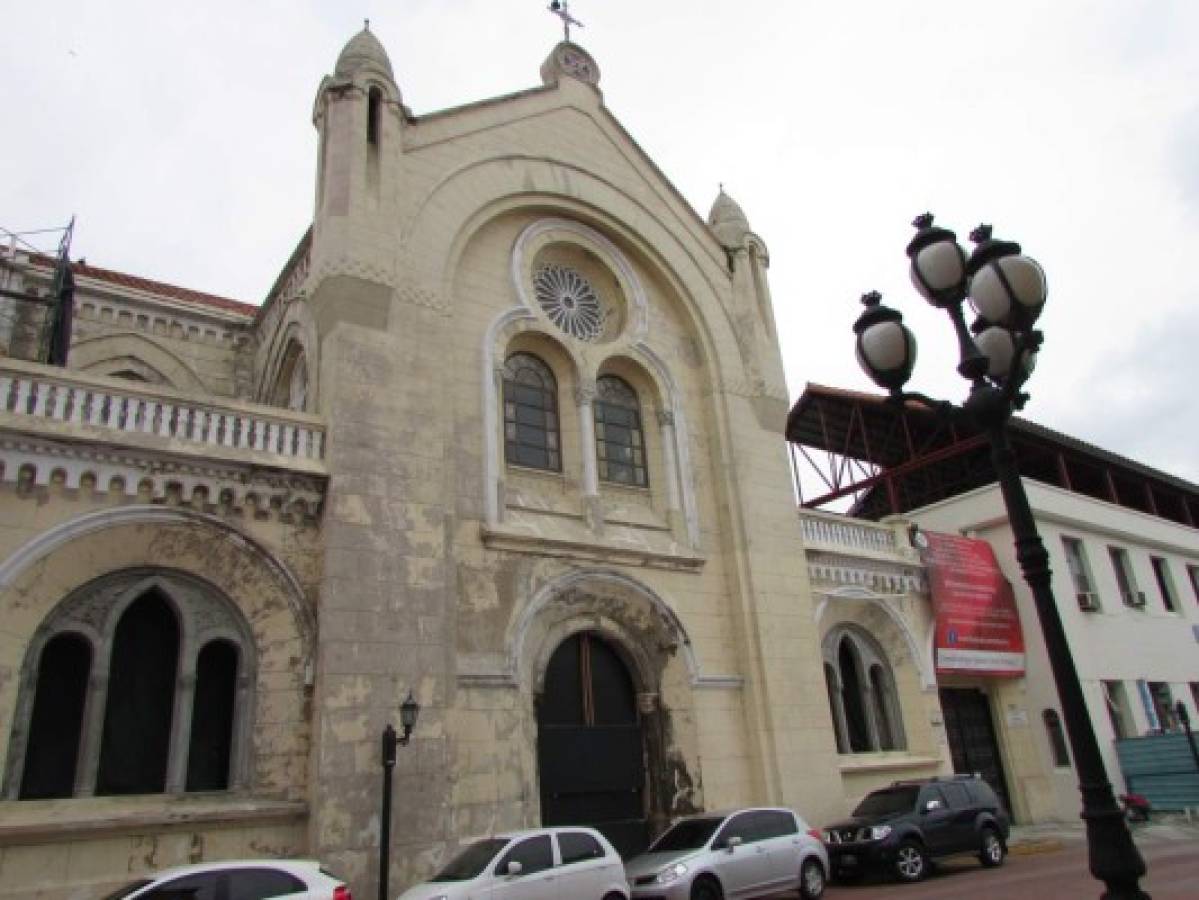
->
[1123, 590, 1147, 608]
[1077, 591, 1101, 611]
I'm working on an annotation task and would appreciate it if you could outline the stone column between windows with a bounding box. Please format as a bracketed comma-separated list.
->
[74, 669, 110, 796]
[657, 409, 682, 518]
[576, 381, 602, 532]
[166, 667, 198, 792]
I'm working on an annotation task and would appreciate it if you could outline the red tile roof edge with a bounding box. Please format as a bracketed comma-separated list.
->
[24, 253, 258, 318]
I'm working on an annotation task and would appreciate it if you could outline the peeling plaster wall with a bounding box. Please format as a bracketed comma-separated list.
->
[0, 483, 318, 897]
[303, 65, 844, 896]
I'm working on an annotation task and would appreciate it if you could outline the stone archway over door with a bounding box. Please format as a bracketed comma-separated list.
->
[536, 632, 648, 858]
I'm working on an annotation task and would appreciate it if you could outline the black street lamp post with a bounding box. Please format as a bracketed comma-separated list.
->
[379, 690, 421, 900]
[852, 214, 1150, 900]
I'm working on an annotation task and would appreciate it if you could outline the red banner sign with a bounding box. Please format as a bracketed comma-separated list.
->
[917, 529, 1025, 677]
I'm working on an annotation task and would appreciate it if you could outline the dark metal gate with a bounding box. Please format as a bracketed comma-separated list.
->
[537, 632, 648, 858]
[939, 687, 1014, 818]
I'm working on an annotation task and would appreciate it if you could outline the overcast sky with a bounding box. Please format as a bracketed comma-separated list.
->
[4, 1, 1198, 485]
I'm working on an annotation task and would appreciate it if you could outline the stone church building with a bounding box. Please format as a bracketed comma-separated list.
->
[0, 27, 950, 898]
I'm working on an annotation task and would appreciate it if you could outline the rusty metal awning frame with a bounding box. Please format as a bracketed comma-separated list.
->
[786, 383, 1199, 526]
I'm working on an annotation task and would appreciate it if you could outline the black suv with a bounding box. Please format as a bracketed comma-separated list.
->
[821, 775, 1010, 884]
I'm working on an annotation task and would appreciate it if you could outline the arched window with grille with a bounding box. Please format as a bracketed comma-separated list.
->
[594, 375, 647, 487]
[5, 571, 254, 800]
[503, 353, 561, 471]
[821, 624, 907, 754]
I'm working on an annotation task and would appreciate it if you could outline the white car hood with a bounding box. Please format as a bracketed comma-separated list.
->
[624, 849, 700, 880]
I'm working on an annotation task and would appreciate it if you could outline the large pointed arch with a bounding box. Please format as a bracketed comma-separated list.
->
[69, 333, 207, 392]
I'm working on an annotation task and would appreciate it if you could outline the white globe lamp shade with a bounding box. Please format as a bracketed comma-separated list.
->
[970, 254, 1047, 325]
[974, 326, 1016, 379]
[856, 320, 917, 390]
[910, 240, 967, 304]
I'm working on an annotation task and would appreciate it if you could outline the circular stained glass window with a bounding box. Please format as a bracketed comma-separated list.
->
[533, 264, 606, 341]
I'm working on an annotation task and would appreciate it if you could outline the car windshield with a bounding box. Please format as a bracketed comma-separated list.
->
[98, 881, 152, 900]
[430, 838, 510, 881]
[649, 817, 723, 852]
[853, 787, 919, 818]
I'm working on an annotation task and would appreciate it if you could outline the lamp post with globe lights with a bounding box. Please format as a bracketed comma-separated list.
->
[852, 214, 1149, 900]
[379, 690, 420, 900]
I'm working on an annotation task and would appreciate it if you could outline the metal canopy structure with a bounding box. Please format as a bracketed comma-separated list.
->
[786, 382, 1199, 527]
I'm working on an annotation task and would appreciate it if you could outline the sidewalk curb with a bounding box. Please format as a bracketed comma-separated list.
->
[1008, 838, 1065, 857]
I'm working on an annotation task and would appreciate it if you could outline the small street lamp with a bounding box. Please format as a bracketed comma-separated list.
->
[379, 690, 420, 900]
[852, 214, 1149, 899]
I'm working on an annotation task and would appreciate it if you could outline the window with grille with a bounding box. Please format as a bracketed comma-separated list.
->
[1151, 557, 1178, 612]
[594, 376, 647, 487]
[1108, 546, 1141, 607]
[502, 353, 560, 472]
[1042, 709, 1071, 767]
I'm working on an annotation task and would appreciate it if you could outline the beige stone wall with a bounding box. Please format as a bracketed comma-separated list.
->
[297, 40, 844, 898]
[0, 477, 319, 894]
[0, 797, 305, 900]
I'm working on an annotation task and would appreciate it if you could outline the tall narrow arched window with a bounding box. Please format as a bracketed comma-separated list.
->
[824, 662, 847, 754]
[870, 664, 898, 750]
[97, 592, 180, 795]
[823, 624, 907, 754]
[367, 86, 382, 146]
[503, 353, 561, 471]
[20, 633, 92, 799]
[838, 639, 871, 752]
[187, 640, 239, 791]
[1043, 709, 1071, 767]
[594, 375, 647, 487]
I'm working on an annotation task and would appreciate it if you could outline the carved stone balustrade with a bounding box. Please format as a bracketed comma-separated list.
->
[0, 358, 326, 519]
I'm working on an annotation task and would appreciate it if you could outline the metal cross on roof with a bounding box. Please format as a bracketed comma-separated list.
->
[548, 1, 584, 42]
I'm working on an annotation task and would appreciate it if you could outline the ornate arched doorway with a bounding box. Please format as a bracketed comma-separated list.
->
[536, 631, 648, 857]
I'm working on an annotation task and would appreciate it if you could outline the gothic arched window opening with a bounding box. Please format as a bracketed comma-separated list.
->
[594, 375, 647, 487]
[503, 352, 561, 472]
[822, 625, 907, 755]
[6, 571, 254, 801]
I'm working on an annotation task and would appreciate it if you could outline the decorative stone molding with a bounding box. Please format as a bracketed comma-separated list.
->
[0, 435, 324, 520]
[481, 524, 704, 573]
[807, 559, 924, 595]
[75, 297, 248, 347]
[656, 409, 675, 427]
[459, 566, 738, 690]
[511, 218, 649, 342]
[573, 381, 597, 406]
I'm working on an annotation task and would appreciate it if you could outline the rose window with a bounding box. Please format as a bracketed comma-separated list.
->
[533, 264, 606, 341]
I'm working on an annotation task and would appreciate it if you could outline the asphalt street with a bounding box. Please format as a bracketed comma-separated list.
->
[819, 838, 1199, 899]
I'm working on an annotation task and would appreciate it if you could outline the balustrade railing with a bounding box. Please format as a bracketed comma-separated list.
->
[800, 510, 902, 556]
[0, 364, 324, 463]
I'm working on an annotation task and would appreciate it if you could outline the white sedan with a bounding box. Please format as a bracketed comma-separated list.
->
[100, 859, 350, 899]
[399, 826, 629, 899]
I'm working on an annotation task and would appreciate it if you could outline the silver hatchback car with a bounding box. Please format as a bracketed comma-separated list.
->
[625, 807, 828, 900]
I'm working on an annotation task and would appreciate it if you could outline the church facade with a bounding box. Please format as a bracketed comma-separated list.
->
[0, 28, 951, 899]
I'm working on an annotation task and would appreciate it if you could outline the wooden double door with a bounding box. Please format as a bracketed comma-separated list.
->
[536, 632, 649, 858]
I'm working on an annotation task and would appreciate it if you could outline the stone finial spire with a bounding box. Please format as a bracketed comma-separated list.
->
[708, 187, 751, 249]
[334, 22, 396, 82]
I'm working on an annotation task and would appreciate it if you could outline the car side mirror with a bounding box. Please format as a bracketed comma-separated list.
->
[726, 836, 742, 852]
[923, 799, 943, 813]
[506, 861, 523, 877]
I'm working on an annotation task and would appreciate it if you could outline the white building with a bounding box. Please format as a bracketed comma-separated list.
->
[788, 383, 1199, 823]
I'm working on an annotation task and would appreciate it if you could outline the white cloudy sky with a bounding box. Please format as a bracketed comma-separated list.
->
[4, 1, 1198, 484]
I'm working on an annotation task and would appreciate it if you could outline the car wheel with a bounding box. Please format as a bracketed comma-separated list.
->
[690, 875, 723, 900]
[979, 827, 1006, 868]
[893, 840, 928, 883]
[799, 857, 826, 899]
